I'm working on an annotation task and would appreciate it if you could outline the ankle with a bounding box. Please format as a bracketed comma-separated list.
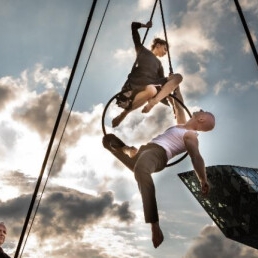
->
[150, 97, 159, 105]
[151, 222, 159, 229]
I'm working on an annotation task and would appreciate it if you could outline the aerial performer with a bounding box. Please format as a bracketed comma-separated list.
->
[112, 20, 183, 127]
[121, 96, 215, 248]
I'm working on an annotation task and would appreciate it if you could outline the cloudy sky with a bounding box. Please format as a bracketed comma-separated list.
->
[0, 0, 258, 257]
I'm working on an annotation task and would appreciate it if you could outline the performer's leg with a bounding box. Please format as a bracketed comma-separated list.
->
[142, 73, 183, 113]
[112, 85, 157, 127]
[133, 144, 167, 248]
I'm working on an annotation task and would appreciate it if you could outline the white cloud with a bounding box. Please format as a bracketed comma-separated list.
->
[81, 224, 150, 258]
[181, 69, 208, 96]
[214, 79, 258, 95]
[167, 25, 218, 60]
[169, 0, 225, 58]
[113, 48, 135, 64]
[214, 79, 228, 95]
[169, 232, 187, 240]
[138, 0, 154, 10]
[1, 1, 257, 257]
[184, 224, 258, 258]
[240, 0, 258, 14]
[33, 63, 71, 89]
[0, 65, 136, 199]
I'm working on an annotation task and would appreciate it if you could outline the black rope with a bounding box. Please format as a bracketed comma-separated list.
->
[18, 1, 111, 257]
[14, 1, 98, 257]
[234, 0, 258, 67]
[142, 0, 159, 45]
[129, 0, 159, 73]
[159, 0, 173, 74]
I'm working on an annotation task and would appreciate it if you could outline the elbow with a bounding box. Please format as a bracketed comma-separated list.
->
[131, 22, 141, 30]
[131, 22, 137, 28]
[174, 73, 183, 84]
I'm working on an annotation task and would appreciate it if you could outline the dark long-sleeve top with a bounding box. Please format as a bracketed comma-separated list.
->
[125, 22, 167, 91]
[0, 247, 11, 258]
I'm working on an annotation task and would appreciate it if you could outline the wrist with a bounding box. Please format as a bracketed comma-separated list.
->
[199, 178, 207, 184]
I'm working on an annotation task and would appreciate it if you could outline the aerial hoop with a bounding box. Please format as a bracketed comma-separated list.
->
[102, 0, 192, 167]
[101, 92, 192, 167]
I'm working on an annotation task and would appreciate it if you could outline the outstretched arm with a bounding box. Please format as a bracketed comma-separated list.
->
[183, 131, 210, 196]
[167, 86, 187, 124]
[131, 21, 152, 51]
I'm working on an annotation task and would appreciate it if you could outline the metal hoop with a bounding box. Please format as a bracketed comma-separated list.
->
[101, 92, 192, 167]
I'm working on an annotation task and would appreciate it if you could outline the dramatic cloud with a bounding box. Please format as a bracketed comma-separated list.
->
[0, 1, 257, 257]
[111, 103, 175, 146]
[0, 83, 19, 110]
[184, 225, 258, 258]
[138, 0, 153, 10]
[36, 190, 135, 235]
[113, 48, 135, 64]
[0, 66, 105, 177]
[239, 0, 258, 14]
[0, 121, 20, 157]
[33, 64, 71, 90]
[0, 173, 136, 256]
[12, 89, 63, 138]
[0, 171, 35, 198]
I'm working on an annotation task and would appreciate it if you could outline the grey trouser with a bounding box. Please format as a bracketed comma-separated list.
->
[133, 143, 168, 223]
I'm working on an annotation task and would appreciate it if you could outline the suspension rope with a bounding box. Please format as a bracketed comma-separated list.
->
[129, 0, 159, 73]
[142, 0, 159, 44]
[234, 0, 258, 67]
[14, 1, 99, 257]
[159, 0, 173, 74]
[18, 2, 111, 257]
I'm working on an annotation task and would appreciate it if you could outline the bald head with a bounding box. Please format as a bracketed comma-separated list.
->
[192, 110, 215, 132]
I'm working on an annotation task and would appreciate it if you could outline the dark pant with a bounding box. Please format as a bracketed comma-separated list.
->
[133, 143, 168, 223]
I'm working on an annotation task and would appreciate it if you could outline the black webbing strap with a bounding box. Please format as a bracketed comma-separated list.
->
[159, 0, 173, 74]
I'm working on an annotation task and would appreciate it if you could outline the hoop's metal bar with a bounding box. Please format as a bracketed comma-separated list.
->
[102, 92, 192, 167]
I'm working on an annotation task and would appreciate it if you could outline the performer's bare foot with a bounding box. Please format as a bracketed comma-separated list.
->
[122, 146, 138, 158]
[151, 222, 164, 248]
[142, 99, 157, 113]
[112, 110, 128, 127]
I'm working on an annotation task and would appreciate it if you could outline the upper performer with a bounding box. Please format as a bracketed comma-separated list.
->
[112, 21, 183, 127]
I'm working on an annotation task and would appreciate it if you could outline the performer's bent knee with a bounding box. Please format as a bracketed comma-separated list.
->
[145, 85, 158, 97]
[134, 163, 151, 181]
[168, 73, 183, 84]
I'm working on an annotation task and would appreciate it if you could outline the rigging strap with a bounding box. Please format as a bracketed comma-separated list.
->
[159, 0, 173, 74]
[142, 0, 159, 45]
[14, 1, 100, 257]
[234, 0, 258, 67]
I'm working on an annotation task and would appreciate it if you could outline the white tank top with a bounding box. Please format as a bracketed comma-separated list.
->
[150, 126, 198, 160]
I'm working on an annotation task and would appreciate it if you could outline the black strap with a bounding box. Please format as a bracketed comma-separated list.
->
[142, 0, 159, 45]
[159, 0, 173, 74]
[130, 0, 159, 73]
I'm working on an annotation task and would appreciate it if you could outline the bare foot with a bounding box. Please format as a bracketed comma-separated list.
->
[142, 99, 157, 113]
[112, 111, 128, 127]
[122, 146, 138, 158]
[151, 222, 164, 248]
